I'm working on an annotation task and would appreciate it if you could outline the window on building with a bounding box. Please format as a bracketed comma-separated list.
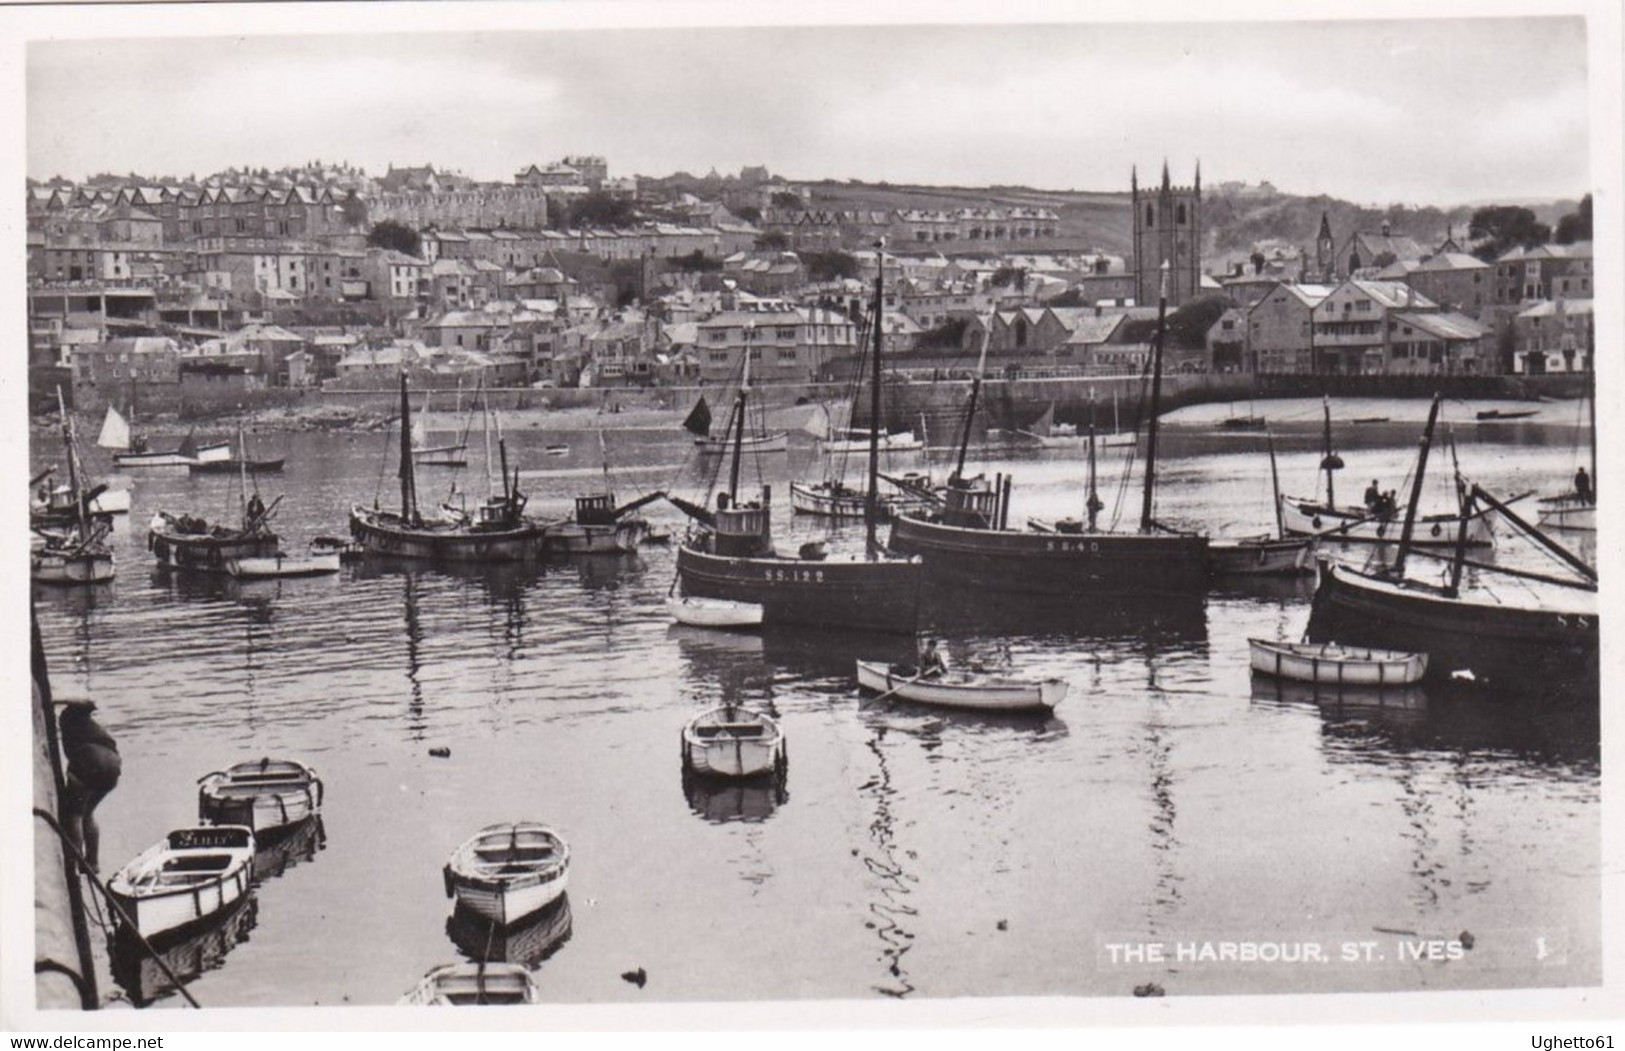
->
[1176, 203, 1186, 225]
[1145, 205, 1154, 229]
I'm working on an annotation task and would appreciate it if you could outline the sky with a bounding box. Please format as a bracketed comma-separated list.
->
[22, 11, 1597, 207]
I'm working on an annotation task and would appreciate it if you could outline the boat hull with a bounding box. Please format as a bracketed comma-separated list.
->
[31, 548, 116, 585]
[114, 443, 232, 469]
[198, 760, 323, 834]
[696, 432, 788, 454]
[788, 481, 930, 521]
[445, 824, 570, 928]
[819, 433, 924, 454]
[1306, 560, 1598, 695]
[681, 706, 786, 779]
[106, 827, 256, 942]
[188, 459, 284, 475]
[225, 550, 343, 579]
[1207, 536, 1316, 576]
[1280, 495, 1493, 547]
[349, 506, 548, 562]
[887, 514, 1209, 596]
[855, 659, 1067, 712]
[1537, 498, 1596, 532]
[1248, 638, 1427, 686]
[546, 518, 649, 555]
[676, 543, 920, 633]
[150, 523, 281, 573]
[667, 596, 764, 628]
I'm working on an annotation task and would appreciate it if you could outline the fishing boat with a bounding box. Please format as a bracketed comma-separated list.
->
[1207, 430, 1316, 576]
[666, 595, 764, 629]
[889, 265, 1209, 596]
[106, 826, 256, 942]
[684, 390, 789, 454]
[1475, 407, 1539, 421]
[31, 470, 130, 525]
[1537, 393, 1596, 531]
[32, 389, 116, 586]
[672, 254, 922, 633]
[399, 963, 540, 1006]
[680, 704, 786, 779]
[443, 822, 570, 927]
[1220, 400, 1268, 431]
[188, 457, 285, 475]
[149, 480, 281, 576]
[99, 402, 230, 469]
[545, 433, 661, 554]
[1248, 638, 1427, 686]
[854, 659, 1068, 713]
[1306, 395, 1599, 695]
[350, 376, 550, 562]
[788, 478, 932, 520]
[1279, 397, 1494, 547]
[197, 758, 324, 834]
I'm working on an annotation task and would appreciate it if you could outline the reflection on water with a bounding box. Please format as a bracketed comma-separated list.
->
[681, 768, 788, 824]
[32, 421, 1600, 1003]
[445, 897, 573, 969]
[109, 895, 259, 1008]
[252, 815, 327, 883]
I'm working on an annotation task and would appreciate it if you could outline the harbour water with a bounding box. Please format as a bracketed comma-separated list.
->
[31, 397, 1600, 1007]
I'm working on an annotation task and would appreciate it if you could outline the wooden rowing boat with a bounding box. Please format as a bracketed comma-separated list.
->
[198, 758, 324, 834]
[667, 595, 764, 629]
[1248, 638, 1427, 686]
[444, 823, 569, 927]
[854, 659, 1068, 713]
[681, 705, 786, 779]
[106, 826, 256, 941]
[399, 962, 540, 1005]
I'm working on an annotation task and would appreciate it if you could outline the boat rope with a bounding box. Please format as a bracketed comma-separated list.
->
[31, 808, 203, 1008]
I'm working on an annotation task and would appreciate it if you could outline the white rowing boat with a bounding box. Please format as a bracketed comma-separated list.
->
[198, 758, 324, 834]
[681, 705, 786, 779]
[444, 823, 569, 927]
[1248, 638, 1428, 686]
[106, 826, 256, 941]
[666, 595, 764, 629]
[225, 541, 343, 580]
[399, 962, 540, 1006]
[854, 659, 1068, 713]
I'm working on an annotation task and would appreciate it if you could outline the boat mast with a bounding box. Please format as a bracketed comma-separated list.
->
[56, 387, 86, 543]
[483, 387, 495, 499]
[1267, 428, 1286, 538]
[398, 373, 419, 525]
[1086, 388, 1101, 532]
[865, 251, 885, 556]
[954, 319, 991, 483]
[728, 326, 752, 504]
[238, 423, 250, 528]
[1320, 395, 1337, 506]
[1392, 392, 1443, 579]
[1139, 261, 1169, 533]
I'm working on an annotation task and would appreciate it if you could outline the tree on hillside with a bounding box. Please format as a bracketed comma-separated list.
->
[990, 266, 1027, 290]
[1118, 295, 1235, 351]
[733, 206, 762, 225]
[1555, 194, 1592, 244]
[770, 191, 802, 209]
[367, 219, 421, 257]
[568, 191, 639, 229]
[755, 231, 791, 251]
[1468, 205, 1550, 262]
[803, 250, 859, 283]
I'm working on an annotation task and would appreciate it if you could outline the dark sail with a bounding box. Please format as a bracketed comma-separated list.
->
[177, 431, 199, 459]
[682, 396, 712, 438]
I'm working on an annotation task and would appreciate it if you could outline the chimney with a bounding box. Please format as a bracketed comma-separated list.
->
[1381, 220, 1391, 237]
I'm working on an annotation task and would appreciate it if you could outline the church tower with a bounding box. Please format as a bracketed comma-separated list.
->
[1315, 211, 1336, 283]
[1131, 161, 1202, 308]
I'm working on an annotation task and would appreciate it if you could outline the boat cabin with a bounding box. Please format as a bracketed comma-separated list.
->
[574, 494, 618, 526]
[713, 494, 772, 558]
[941, 480, 999, 529]
[476, 496, 523, 529]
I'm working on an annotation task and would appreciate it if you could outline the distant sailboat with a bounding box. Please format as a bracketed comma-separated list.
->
[412, 385, 470, 468]
[99, 401, 230, 469]
[32, 387, 116, 585]
[687, 378, 788, 454]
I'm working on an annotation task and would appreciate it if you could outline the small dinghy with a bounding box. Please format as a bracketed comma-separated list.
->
[1248, 638, 1428, 686]
[106, 826, 256, 941]
[198, 758, 324, 835]
[444, 823, 570, 927]
[544, 444, 570, 457]
[399, 962, 540, 1006]
[666, 595, 764, 629]
[681, 705, 786, 780]
[855, 659, 1068, 713]
[224, 540, 343, 580]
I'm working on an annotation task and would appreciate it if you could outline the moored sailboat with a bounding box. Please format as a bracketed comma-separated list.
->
[1537, 392, 1596, 531]
[672, 250, 922, 633]
[99, 401, 230, 469]
[349, 375, 550, 562]
[888, 263, 1209, 596]
[1306, 394, 1598, 696]
[545, 433, 660, 554]
[32, 389, 116, 586]
[1207, 430, 1316, 576]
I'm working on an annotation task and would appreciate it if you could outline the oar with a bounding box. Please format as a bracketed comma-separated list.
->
[869, 666, 941, 703]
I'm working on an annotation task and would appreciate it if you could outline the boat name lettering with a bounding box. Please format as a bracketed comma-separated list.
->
[763, 567, 825, 583]
[170, 827, 248, 849]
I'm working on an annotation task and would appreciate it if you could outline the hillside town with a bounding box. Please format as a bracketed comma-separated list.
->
[25, 155, 1595, 416]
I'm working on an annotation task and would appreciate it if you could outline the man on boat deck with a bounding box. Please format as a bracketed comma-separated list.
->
[1364, 480, 1381, 510]
[58, 700, 121, 873]
[1575, 466, 1594, 504]
[919, 639, 949, 678]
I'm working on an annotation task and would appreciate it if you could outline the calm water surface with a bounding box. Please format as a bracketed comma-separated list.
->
[31, 397, 1600, 1007]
